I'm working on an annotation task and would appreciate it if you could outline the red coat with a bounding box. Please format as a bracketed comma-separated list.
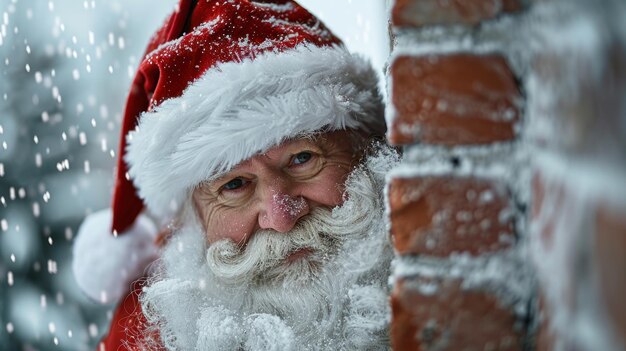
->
[99, 280, 165, 351]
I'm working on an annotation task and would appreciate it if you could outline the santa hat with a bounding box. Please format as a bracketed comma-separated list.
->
[73, 0, 385, 303]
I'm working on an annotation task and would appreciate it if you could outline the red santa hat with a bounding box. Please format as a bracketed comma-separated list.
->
[73, 0, 385, 303]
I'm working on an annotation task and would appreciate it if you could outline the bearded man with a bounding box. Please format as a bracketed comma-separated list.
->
[72, 0, 397, 350]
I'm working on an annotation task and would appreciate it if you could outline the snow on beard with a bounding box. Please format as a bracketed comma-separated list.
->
[139, 145, 398, 351]
[206, 205, 341, 290]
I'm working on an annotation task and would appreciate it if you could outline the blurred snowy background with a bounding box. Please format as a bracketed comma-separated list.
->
[0, 1, 388, 349]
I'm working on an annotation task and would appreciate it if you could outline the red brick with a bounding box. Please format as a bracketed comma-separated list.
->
[529, 170, 577, 325]
[595, 204, 626, 346]
[535, 294, 557, 351]
[389, 54, 522, 146]
[529, 43, 626, 158]
[391, 276, 524, 351]
[530, 169, 569, 346]
[392, 0, 523, 27]
[530, 171, 565, 251]
[529, 52, 590, 151]
[388, 176, 516, 256]
[532, 167, 626, 348]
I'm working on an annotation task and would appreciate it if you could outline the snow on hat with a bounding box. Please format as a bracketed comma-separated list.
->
[73, 0, 384, 303]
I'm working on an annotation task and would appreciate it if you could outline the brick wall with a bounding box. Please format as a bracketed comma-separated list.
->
[526, 1, 626, 349]
[385, 0, 626, 350]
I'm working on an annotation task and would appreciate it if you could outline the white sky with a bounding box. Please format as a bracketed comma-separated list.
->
[297, 0, 389, 90]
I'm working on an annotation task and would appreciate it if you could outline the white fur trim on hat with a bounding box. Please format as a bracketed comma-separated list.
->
[126, 44, 384, 218]
[72, 209, 158, 304]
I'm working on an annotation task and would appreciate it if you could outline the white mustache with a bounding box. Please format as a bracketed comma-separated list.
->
[206, 207, 340, 285]
[205, 167, 381, 286]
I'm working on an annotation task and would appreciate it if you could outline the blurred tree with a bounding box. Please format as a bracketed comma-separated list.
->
[0, 1, 173, 349]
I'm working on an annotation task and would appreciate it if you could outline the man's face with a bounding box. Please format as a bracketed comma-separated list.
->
[192, 130, 358, 246]
[140, 137, 395, 350]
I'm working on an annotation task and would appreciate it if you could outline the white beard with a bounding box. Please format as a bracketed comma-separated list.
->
[138, 146, 398, 351]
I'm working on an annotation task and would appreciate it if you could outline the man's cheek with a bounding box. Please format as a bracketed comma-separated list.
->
[311, 163, 352, 205]
[204, 206, 252, 244]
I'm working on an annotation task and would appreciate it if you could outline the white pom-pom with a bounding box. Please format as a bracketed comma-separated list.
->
[72, 208, 158, 304]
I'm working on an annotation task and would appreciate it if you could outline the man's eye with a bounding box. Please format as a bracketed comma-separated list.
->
[292, 152, 312, 165]
[222, 178, 245, 191]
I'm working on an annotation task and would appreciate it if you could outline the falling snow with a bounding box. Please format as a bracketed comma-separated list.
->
[0, 0, 390, 350]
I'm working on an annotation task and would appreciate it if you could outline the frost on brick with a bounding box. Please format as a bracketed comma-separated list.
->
[531, 152, 626, 350]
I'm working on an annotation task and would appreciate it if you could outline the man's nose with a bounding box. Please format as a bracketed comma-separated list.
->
[258, 181, 309, 233]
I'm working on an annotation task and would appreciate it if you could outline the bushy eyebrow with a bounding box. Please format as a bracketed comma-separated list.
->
[204, 157, 255, 187]
[200, 135, 327, 188]
[204, 171, 241, 190]
[196, 172, 232, 193]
